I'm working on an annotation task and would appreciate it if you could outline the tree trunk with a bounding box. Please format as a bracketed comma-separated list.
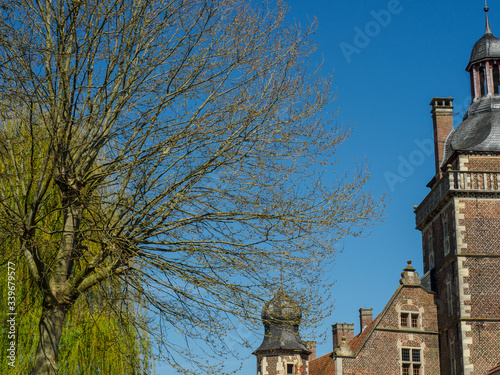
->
[32, 304, 67, 375]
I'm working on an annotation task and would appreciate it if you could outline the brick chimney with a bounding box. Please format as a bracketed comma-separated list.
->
[359, 308, 373, 333]
[430, 97, 454, 176]
[305, 341, 316, 361]
[332, 322, 354, 349]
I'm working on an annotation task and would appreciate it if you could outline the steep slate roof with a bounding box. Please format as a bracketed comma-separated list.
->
[309, 352, 335, 375]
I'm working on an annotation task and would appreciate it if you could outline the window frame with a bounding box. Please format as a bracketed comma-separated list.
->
[400, 312, 420, 329]
[401, 348, 422, 375]
[450, 341, 456, 375]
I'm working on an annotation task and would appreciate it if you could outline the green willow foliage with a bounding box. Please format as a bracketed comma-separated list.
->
[0, 259, 152, 374]
[0, 120, 151, 374]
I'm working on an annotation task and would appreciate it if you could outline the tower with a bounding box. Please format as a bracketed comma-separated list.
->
[254, 289, 311, 375]
[415, 5, 500, 375]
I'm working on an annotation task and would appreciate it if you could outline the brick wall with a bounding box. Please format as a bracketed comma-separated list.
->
[469, 321, 500, 375]
[261, 353, 309, 375]
[421, 202, 456, 274]
[464, 156, 500, 171]
[458, 199, 500, 256]
[340, 286, 440, 375]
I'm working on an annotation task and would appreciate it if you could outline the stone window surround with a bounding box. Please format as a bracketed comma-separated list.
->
[399, 311, 423, 330]
[400, 347, 424, 375]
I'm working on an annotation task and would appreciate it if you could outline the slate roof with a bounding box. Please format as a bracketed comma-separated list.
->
[446, 12, 500, 160]
[467, 8, 500, 70]
[443, 95, 500, 163]
[254, 289, 310, 354]
[468, 32, 500, 70]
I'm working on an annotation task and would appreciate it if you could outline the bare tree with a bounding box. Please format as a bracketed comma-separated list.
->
[0, 0, 383, 373]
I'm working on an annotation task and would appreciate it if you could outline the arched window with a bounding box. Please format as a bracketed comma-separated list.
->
[493, 64, 500, 94]
[480, 67, 486, 96]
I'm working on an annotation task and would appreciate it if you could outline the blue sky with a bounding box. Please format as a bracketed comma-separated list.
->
[159, 1, 491, 373]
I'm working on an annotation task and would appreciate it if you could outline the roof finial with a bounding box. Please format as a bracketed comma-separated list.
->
[485, 0, 493, 35]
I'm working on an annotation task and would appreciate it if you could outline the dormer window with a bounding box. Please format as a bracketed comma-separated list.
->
[287, 364, 294, 374]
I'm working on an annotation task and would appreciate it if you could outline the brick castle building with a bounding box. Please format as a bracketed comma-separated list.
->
[254, 5, 500, 375]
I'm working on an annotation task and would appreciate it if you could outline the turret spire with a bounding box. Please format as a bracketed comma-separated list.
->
[485, 0, 493, 35]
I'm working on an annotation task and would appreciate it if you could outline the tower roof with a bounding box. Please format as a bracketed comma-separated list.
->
[467, 5, 500, 70]
[261, 288, 302, 324]
[449, 97, 500, 153]
[442, 4, 500, 162]
[254, 289, 310, 354]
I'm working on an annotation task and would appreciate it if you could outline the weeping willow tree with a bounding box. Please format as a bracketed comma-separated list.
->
[0, 120, 152, 374]
[0, 0, 384, 374]
[0, 260, 152, 374]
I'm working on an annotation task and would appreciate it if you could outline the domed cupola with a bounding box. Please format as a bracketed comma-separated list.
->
[466, 4, 500, 100]
[253, 289, 311, 375]
[254, 288, 310, 354]
[441, 4, 500, 164]
[467, 10, 500, 71]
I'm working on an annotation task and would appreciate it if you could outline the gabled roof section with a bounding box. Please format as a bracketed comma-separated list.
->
[337, 262, 432, 357]
[309, 352, 335, 375]
[337, 285, 403, 356]
[349, 311, 382, 353]
[340, 282, 429, 357]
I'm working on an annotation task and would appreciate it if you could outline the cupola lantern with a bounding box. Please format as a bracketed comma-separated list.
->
[467, 4, 500, 100]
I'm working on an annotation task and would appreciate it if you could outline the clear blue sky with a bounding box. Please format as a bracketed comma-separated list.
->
[159, 1, 490, 373]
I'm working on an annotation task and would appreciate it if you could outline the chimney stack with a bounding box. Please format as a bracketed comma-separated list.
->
[430, 97, 454, 177]
[332, 322, 354, 349]
[359, 308, 373, 333]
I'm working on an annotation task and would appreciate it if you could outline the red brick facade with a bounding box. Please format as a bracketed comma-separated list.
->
[307, 153, 500, 375]
[261, 14, 500, 375]
[309, 265, 441, 375]
[417, 154, 500, 375]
